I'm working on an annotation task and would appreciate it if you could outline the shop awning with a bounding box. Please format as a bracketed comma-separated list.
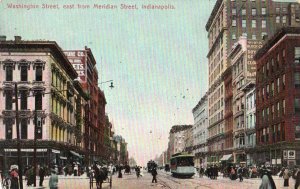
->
[70, 150, 83, 158]
[220, 154, 232, 161]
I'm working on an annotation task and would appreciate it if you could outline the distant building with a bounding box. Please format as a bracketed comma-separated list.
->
[192, 94, 208, 168]
[167, 125, 193, 162]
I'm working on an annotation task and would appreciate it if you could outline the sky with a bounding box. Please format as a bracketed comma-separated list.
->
[1, 0, 297, 166]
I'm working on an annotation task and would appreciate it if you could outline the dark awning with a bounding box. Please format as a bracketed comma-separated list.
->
[70, 150, 83, 158]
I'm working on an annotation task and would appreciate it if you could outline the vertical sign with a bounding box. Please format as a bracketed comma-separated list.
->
[64, 50, 87, 83]
[246, 40, 263, 79]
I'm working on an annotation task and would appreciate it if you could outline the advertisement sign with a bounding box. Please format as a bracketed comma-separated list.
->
[64, 50, 87, 82]
[246, 40, 263, 79]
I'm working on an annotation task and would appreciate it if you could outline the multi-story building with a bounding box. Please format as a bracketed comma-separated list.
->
[229, 37, 263, 164]
[0, 37, 87, 171]
[221, 63, 233, 162]
[64, 47, 107, 165]
[242, 80, 256, 165]
[192, 94, 208, 168]
[254, 27, 300, 167]
[167, 125, 193, 161]
[205, 0, 293, 164]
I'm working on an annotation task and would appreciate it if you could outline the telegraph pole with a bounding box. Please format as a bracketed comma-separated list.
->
[15, 83, 23, 189]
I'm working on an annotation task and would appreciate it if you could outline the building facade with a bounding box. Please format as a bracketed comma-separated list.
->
[254, 27, 300, 167]
[205, 0, 293, 164]
[0, 37, 86, 171]
[192, 94, 208, 168]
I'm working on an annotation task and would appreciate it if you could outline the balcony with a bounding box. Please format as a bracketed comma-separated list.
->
[1, 110, 15, 118]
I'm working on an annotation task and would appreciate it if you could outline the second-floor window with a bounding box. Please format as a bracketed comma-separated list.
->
[6, 122, 12, 139]
[21, 119, 28, 139]
[35, 92, 43, 110]
[5, 90, 13, 110]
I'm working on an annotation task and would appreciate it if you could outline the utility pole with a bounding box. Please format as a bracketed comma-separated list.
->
[15, 83, 23, 189]
[33, 109, 37, 186]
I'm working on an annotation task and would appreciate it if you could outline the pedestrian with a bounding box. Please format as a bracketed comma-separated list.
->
[259, 167, 276, 189]
[151, 166, 157, 183]
[295, 170, 300, 189]
[39, 166, 45, 187]
[118, 165, 123, 178]
[26, 166, 34, 186]
[283, 168, 290, 187]
[49, 169, 59, 189]
[238, 166, 243, 182]
[10, 167, 19, 189]
[74, 163, 78, 176]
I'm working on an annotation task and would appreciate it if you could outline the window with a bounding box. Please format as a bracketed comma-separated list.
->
[242, 20, 246, 28]
[5, 90, 13, 110]
[242, 9, 246, 15]
[262, 20, 266, 28]
[277, 78, 280, 93]
[232, 34, 236, 40]
[20, 90, 27, 110]
[232, 8, 236, 15]
[295, 72, 300, 88]
[283, 74, 286, 89]
[252, 20, 256, 28]
[36, 66, 43, 81]
[252, 34, 257, 40]
[295, 98, 300, 113]
[276, 16, 280, 23]
[283, 99, 285, 115]
[6, 66, 13, 81]
[20, 66, 28, 81]
[35, 92, 43, 110]
[242, 33, 247, 38]
[36, 117, 43, 139]
[21, 119, 28, 139]
[296, 125, 300, 139]
[283, 16, 287, 24]
[252, 8, 256, 15]
[262, 8, 266, 15]
[262, 32, 268, 40]
[276, 7, 280, 13]
[232, 20, 236, 27]
[295, 47, 300, 63]
[6, 122, 12, 139]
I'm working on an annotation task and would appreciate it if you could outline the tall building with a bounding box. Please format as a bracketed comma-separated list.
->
[254, 27, 300, 167]
[0, 37, 87, 171]
[192, 94, 208, 168]
[64, 47, 107, 165]
[205, 0, 294, 164]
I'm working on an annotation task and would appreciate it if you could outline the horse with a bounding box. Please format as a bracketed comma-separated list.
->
[92, 164, 109, 189]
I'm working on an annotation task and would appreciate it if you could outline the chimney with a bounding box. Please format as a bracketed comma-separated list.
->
[14, 36, 22, 42]
[0, 35, 6, 41]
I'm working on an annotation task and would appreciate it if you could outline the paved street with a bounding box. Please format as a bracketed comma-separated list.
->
[10, 170, 296, 189]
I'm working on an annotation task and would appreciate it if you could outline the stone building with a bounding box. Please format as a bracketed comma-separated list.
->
[192, 94, 208, 168]
[0, 37, 87, 171]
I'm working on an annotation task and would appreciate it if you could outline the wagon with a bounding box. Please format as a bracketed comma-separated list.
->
[89, 168, 112, 189]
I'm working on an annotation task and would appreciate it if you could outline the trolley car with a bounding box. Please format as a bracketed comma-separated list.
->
[147, 160, 157, 173]
[170, 152, 195, 178]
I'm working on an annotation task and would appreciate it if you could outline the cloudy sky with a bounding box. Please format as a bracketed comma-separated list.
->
[1, 0, 297, 165]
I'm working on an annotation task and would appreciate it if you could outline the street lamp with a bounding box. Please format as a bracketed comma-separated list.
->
[100, 80, 114, 89]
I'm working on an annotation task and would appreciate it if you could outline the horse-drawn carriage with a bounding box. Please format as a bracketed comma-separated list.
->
[124, 165, 131, 175]
[90, 164, 112, 189]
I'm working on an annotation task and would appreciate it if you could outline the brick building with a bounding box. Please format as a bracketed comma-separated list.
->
[254, 27, 300, 167]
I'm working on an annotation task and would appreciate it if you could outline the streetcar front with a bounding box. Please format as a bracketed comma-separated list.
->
[170, 154, 195, 178]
